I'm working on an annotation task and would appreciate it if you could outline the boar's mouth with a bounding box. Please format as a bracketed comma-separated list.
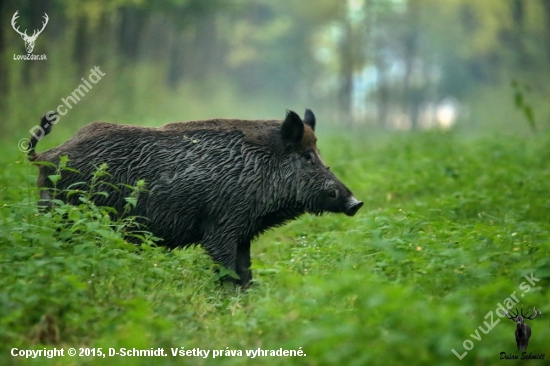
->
[306, 196, 363, 217]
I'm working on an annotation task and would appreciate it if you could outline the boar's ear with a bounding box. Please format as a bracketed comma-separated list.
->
[281, 110, 304, 143]
[303, 109, 316, 131]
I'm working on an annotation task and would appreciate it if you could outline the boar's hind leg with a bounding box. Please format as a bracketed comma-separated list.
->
[38, 188, 54, 211]
[36, 167, 56, 210]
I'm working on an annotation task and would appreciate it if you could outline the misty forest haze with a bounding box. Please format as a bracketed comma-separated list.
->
[1, 0, 549, 136]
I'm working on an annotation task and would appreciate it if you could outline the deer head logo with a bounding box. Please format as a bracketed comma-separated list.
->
[504, 305, 542, 352]
[11, 11, 49, 54]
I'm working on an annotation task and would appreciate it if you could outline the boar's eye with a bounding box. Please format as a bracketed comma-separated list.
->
[302, 151, 315, 164]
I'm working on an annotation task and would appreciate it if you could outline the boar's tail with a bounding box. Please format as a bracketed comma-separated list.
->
[27, 111, 57, 160]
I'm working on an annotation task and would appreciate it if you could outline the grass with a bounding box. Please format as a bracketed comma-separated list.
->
[0, 128, 549, 366]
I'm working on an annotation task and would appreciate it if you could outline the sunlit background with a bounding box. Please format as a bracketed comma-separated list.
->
[1, 0, 549, 136]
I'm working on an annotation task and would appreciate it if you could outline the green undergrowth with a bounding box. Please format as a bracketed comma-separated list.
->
[0, 131, 549, 366]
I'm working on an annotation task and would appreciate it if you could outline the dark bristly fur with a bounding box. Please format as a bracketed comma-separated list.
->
[28, 109, 363, 286]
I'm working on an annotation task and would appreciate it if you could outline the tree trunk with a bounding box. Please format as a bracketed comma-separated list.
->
[0, 0, 8, 111]
[339, 12, 354, 126]
[540, 0, 550, 63]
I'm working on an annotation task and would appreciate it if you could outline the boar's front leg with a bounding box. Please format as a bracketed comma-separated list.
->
[202, 234, 252, 287]
[235, 240, 252, 286]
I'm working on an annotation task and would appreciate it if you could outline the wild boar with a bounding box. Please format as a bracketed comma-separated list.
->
[28, 109, 363, 286]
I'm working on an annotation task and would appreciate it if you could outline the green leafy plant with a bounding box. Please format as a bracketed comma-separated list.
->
[1, 132, 549, 365]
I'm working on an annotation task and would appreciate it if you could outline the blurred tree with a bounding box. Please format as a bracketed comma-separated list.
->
[402, 0, 422, 129]
[0, 0, 8, 111]
[338, 3, 353, 125]
[542, 0, 550, 61]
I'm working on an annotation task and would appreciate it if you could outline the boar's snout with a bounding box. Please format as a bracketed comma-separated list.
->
[344, 196, 363, 217]
[317, 179, 363, 217]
